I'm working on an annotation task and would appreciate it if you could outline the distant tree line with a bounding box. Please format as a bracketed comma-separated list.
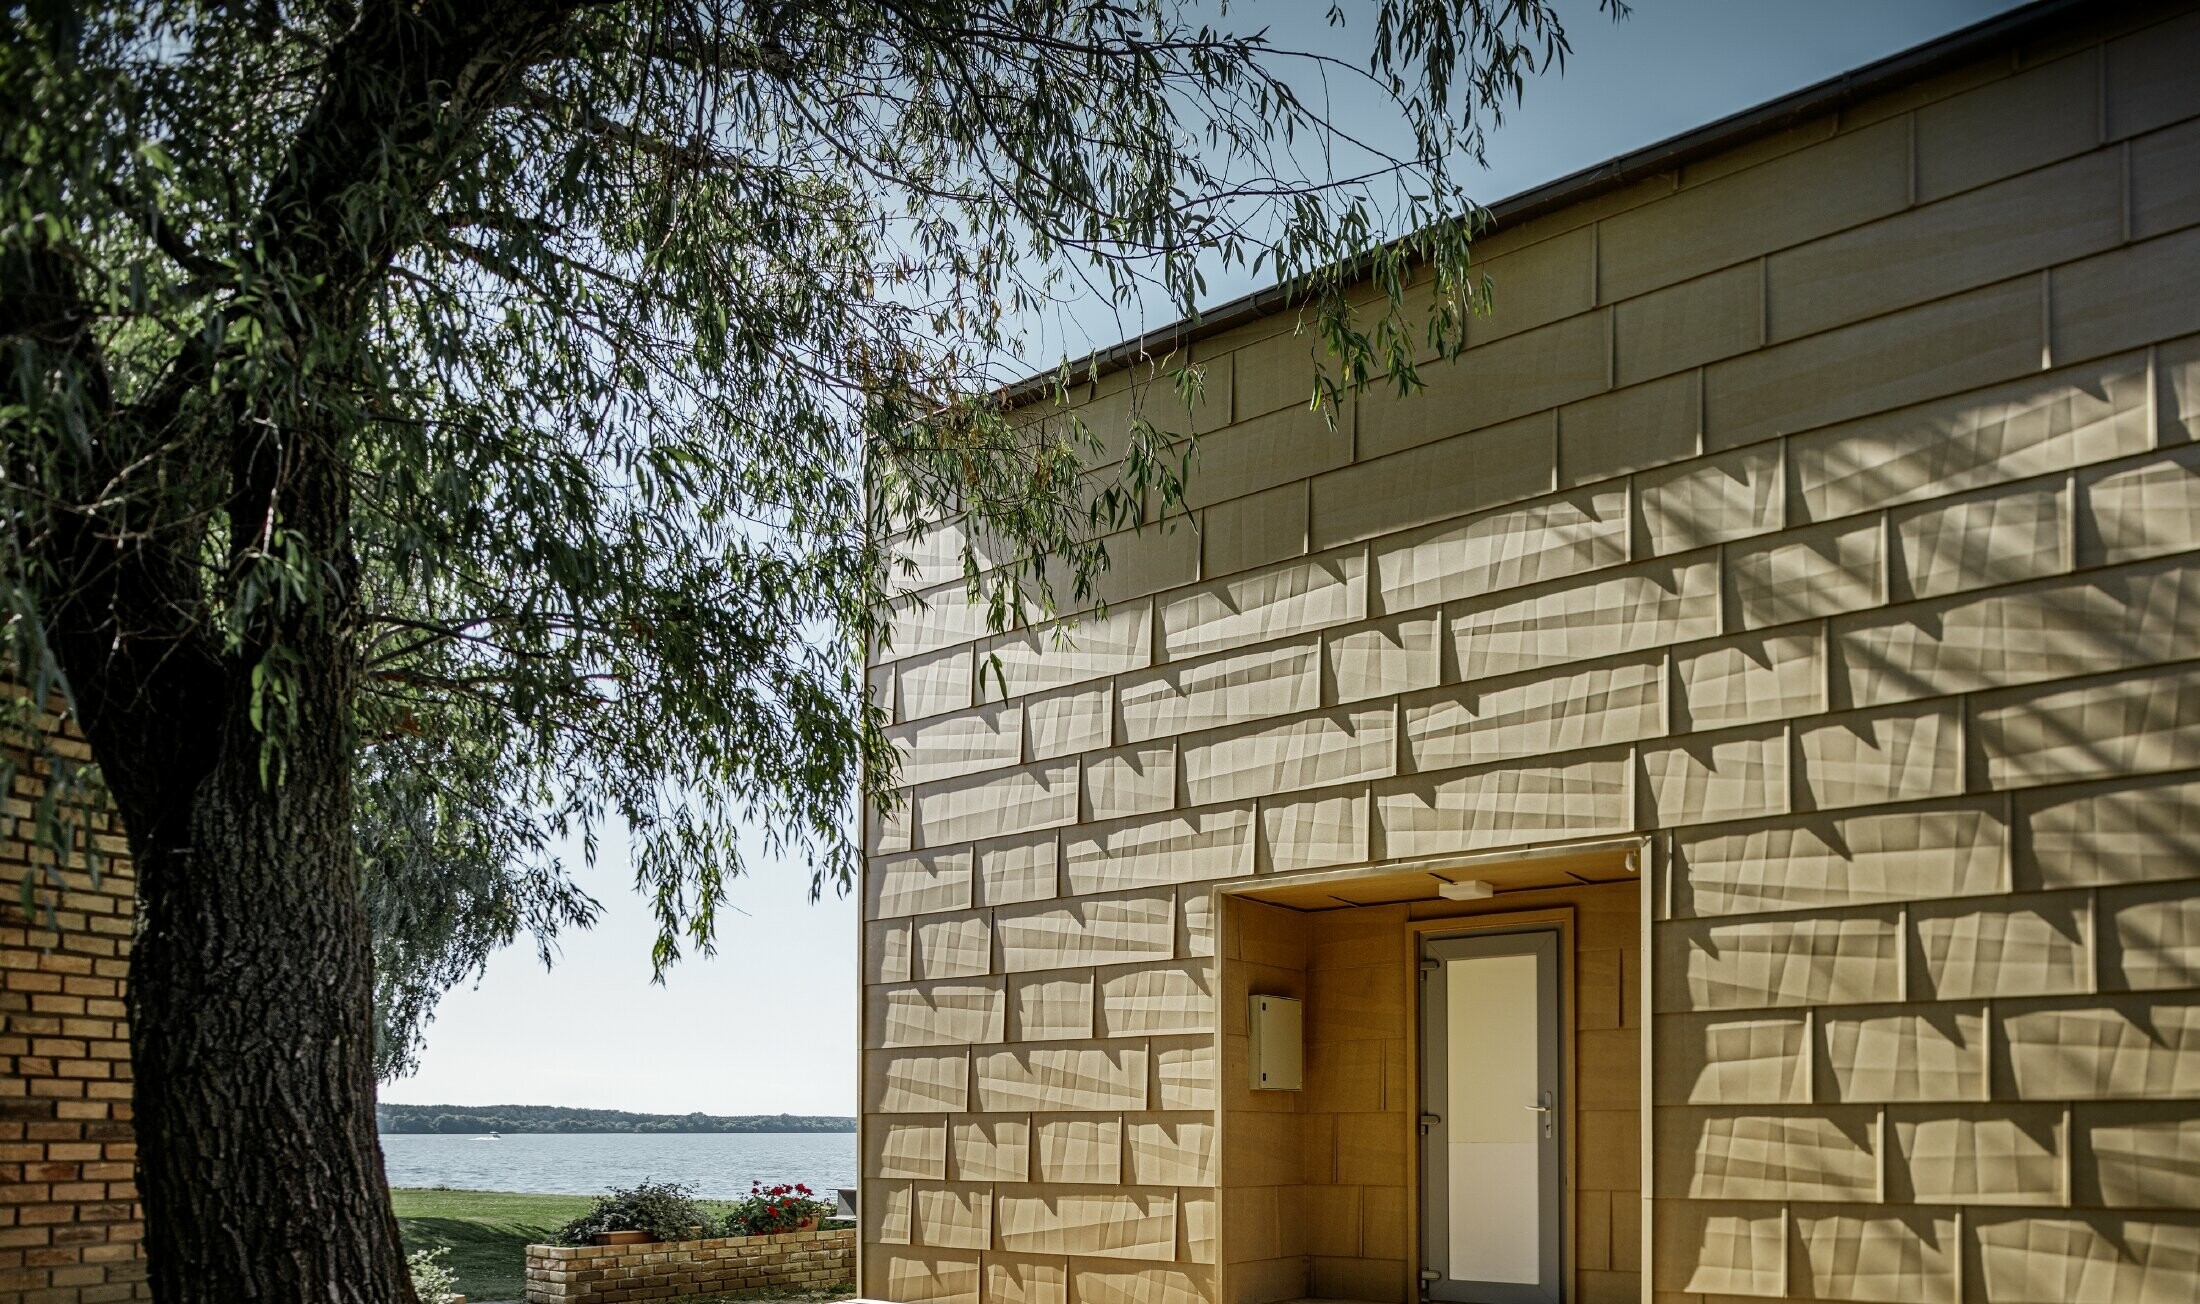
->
[375, 1104, 855, 1135]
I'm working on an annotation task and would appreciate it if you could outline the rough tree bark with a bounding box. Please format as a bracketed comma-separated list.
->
[9, 3, 586, 1298]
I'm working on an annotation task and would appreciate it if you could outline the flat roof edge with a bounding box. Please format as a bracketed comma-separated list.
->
[1007, 0, 2092, 400]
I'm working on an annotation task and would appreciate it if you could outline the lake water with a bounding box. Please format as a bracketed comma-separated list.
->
[379, 1131, 857, 1200]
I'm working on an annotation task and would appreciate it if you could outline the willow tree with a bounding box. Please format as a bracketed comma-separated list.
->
[0, 1, 1614, 1297]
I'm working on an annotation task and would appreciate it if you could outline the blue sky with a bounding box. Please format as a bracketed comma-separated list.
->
[381, 0, 2026, 1117]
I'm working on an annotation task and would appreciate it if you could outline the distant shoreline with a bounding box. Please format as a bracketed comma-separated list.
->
[375, 1103, 855, 1135]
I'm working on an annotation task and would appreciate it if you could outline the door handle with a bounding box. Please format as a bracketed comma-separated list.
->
[1525, 1091, 1554, 1138]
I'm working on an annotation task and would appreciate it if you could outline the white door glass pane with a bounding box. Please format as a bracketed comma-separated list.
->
[1445, 951, 1541, 1284]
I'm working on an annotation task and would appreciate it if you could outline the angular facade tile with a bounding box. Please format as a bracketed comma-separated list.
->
[2076, 1106, 2200, 1208]
[1971, 1212, 2200, 1304]
[951, 1115, 1030, 1183]
[1649, 1200, 1788, 1297]
[866, 1049, 971, 1114]
[1256, 785, 1370, 874]
[898, 646, 976, 722]
[1181, 707, 1394, 805]
[1033, 1115, 1123, 1184]
[889, 703, 1024, 788]
[1151, 1037, 1218, 1112]
[1616, 262, 1762, 388]
[867, 917, 916, 986]
[1640, 725, 1789, 827]
[1653, 1013, 1810, 1106]
[1097, 962, 1217, 1037]
[1916, 50, 2096, 201]
[1796, 703, 1961, 810]
[1560, 370, 1701, 487]
[1971, 664, 2200, 789]
[868, 978, 1007, 1049]
[1789, 351, 2152, 523]
[1726, 516, 1884, 630]
[915, 911, 995, 981]
[1324, 612, 1442, 705]
[1599, 115, 1907, 301]
[1009, 972, 1095, 1042]
[995, 895, 1177, 973]
[976, 1044, 1150, 1113]
[1996, 998, 2200, 1100]
[870, 847, 976, 919]
[1202, 481, 1309, 579]
[995, 1189, 1177, 1259]
[1637, 444, 1783, 557]
[1819, 1005, 1989, 1103]
[885, 585, 993, 662]
[1791, 1208, 1960, 1304]
[1158, 553, 1365, 661]
[1835, 556, 2200, 709]
[2131, 117, 2200, 241]
[1675, 627, 1825, 732]
[1354, 314, 1602, 459]
[1893, 476, 2070, 602]
[976, 832, 1060, 907]
[1673, 800, 2007, 916]
[2018, 772, 2200, 890]
[1374, 748, 1634, 859]
[1888, 1107, 2064, 1205]
[868, 1118, 949, 1180]
[2102, 882, 2200, 992]
[1406, 652, 1665, 772]
[914, 762, 1080, 847]
[1126, 1115, 1218, 1187]
[1081, 744, 1177, 823]
[1178, 402, 1351, 511]
[1117, 638, 1320, 743]
[1026, 683, 1113, 761]
[1448, 556, 1720, 681]
[1656, 1109, 1879, 1201]
[1658, 911, 1902, 1012]
[913, 1183, 993, 1250]
[977, 603, 1153, 702]
[2078, 447, 2200, 568]
[1911, 894, 2093, 1000]
[1063, 805, 1254, 897]
[1372, 484, 1628, 614]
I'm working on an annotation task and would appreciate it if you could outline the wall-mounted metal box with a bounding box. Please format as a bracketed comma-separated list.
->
[1249, 995, 1303, 1091]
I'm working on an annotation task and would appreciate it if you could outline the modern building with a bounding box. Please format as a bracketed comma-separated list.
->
[857, 3, 2200, 1303]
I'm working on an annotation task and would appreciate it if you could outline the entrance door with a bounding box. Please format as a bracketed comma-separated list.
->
[1419, 929, 1562, 1303]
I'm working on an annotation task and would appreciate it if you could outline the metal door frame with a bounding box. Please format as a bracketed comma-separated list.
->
[1418, 926, 1565, 1304]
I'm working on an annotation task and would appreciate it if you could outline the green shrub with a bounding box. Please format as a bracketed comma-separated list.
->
[407, 1247, 460, 1304]
[554, 1179, 709, 1246]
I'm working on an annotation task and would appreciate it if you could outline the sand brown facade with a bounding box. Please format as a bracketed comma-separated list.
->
[862, 4, 2200, 1302]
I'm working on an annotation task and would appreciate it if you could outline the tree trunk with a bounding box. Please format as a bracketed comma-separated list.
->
[116, 657, 415, 1302]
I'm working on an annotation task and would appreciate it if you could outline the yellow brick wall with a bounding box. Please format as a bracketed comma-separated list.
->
[0, 704, 146, 1302]
[860, 5, 2200, 1302]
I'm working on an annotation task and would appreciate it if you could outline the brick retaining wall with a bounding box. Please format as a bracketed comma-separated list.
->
[0, 700, 147, 1302]
[524, 1226, 854, 1303]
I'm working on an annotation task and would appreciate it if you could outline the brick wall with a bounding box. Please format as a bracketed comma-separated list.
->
[0, 703, 146, 1303]
[524, 1227, 855, 1303]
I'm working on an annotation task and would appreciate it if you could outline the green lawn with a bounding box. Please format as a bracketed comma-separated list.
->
[393, 1187, 598, 1301]
[393, 1187, 853, 1303]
